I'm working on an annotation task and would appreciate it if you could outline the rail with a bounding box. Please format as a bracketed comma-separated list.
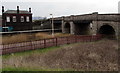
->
[0, 35, 102, 55]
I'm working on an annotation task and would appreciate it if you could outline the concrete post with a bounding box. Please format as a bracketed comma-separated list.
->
[91, 21, 97, 35]
[70, 21, 75, 34]
[92, 12, 98, 35]
[69, 15, 75, 34]
[116, 22, 119, 39]
[62, 17, 65, 33]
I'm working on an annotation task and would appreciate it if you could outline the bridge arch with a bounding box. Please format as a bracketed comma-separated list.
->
[98, 24, 116, 38]
[73, 21, 91, 35]
[64, 22, 71, 33]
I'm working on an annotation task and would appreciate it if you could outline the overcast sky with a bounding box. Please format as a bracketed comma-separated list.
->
[1, 0, 120, 17]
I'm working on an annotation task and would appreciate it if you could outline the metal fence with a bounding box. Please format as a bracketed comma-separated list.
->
[0, 35, 102, 55]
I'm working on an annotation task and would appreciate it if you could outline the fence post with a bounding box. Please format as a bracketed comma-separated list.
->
[56, 38, 57, 46]
[91, 36, 93, 42]
[0, 45, 2, 55]
[32, 41, 35, 50]
[75, 35, 77, 43]
[67, 37, 69, 44]
[2, 45, 4, 55]
[32, 41, 34, 49]
[31, 41, 33, 50]
[44, 39, 46, 48]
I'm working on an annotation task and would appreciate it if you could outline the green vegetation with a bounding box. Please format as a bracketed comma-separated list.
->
[2, 41, 83, 71]
[2, 46, 61, 59]
[2, 67, 67, 71]
[2, 40, 83, 59]
[2, 40, 107, 71]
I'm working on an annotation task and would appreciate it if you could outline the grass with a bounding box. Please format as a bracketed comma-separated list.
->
[2, 67, 67, 71]
[2, 42, 83, 71]
[2, 46, 65, 71]
[2, 39, 103, 71]
[2, 42, 79, 59]
[2, 46, 61, 59]
[2, 33, 72, 45]
[2, 39, 100, 59]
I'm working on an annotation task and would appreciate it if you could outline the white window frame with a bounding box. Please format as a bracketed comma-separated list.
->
[21, 16, 24, 22]
[6, 16, 10, 22]
[26, 16, 30, 22]
[13, 16, 16, 22]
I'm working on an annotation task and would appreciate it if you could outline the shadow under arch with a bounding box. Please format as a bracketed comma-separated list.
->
[64, 22, 70, 34]
[98, 25, 116, 39]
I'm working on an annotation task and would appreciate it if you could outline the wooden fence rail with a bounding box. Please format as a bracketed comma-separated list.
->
[0, 35, 102, 55]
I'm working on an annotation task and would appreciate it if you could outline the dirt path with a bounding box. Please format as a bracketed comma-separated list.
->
[3, 39, 118, 71]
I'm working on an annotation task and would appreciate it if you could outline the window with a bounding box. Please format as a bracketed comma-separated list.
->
[21, 16, 24, 22]
[13, 16, 16, 22]
[6, 16, 10, 22]
[26, 16, 30, 22]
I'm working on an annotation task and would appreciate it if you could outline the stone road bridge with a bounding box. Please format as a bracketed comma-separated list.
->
[51, 12, 120, 39]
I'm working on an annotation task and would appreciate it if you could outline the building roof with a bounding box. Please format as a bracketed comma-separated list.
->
[3, 10, 32, 14]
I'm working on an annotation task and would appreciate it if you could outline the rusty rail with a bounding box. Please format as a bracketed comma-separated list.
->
[0, 35, 102, 55]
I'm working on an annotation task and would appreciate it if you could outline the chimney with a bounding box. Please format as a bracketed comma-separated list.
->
[29, 8, 31, 12]
[2, 6, 4, 13]
[17, 6, 19, 13]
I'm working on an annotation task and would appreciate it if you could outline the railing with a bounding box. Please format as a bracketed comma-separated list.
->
[0, 35, 102, 55]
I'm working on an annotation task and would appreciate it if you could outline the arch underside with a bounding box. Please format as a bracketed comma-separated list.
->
[98, 25, 116, 38]
[63, 21, 117, 39]
[63, 21, 91, 35]
[64, 23, 70, 33]
[74, 21, 91, 35]
[75, 23, 90, 35]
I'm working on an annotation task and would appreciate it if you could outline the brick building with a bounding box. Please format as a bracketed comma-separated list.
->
[2, 6, 32, 32]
